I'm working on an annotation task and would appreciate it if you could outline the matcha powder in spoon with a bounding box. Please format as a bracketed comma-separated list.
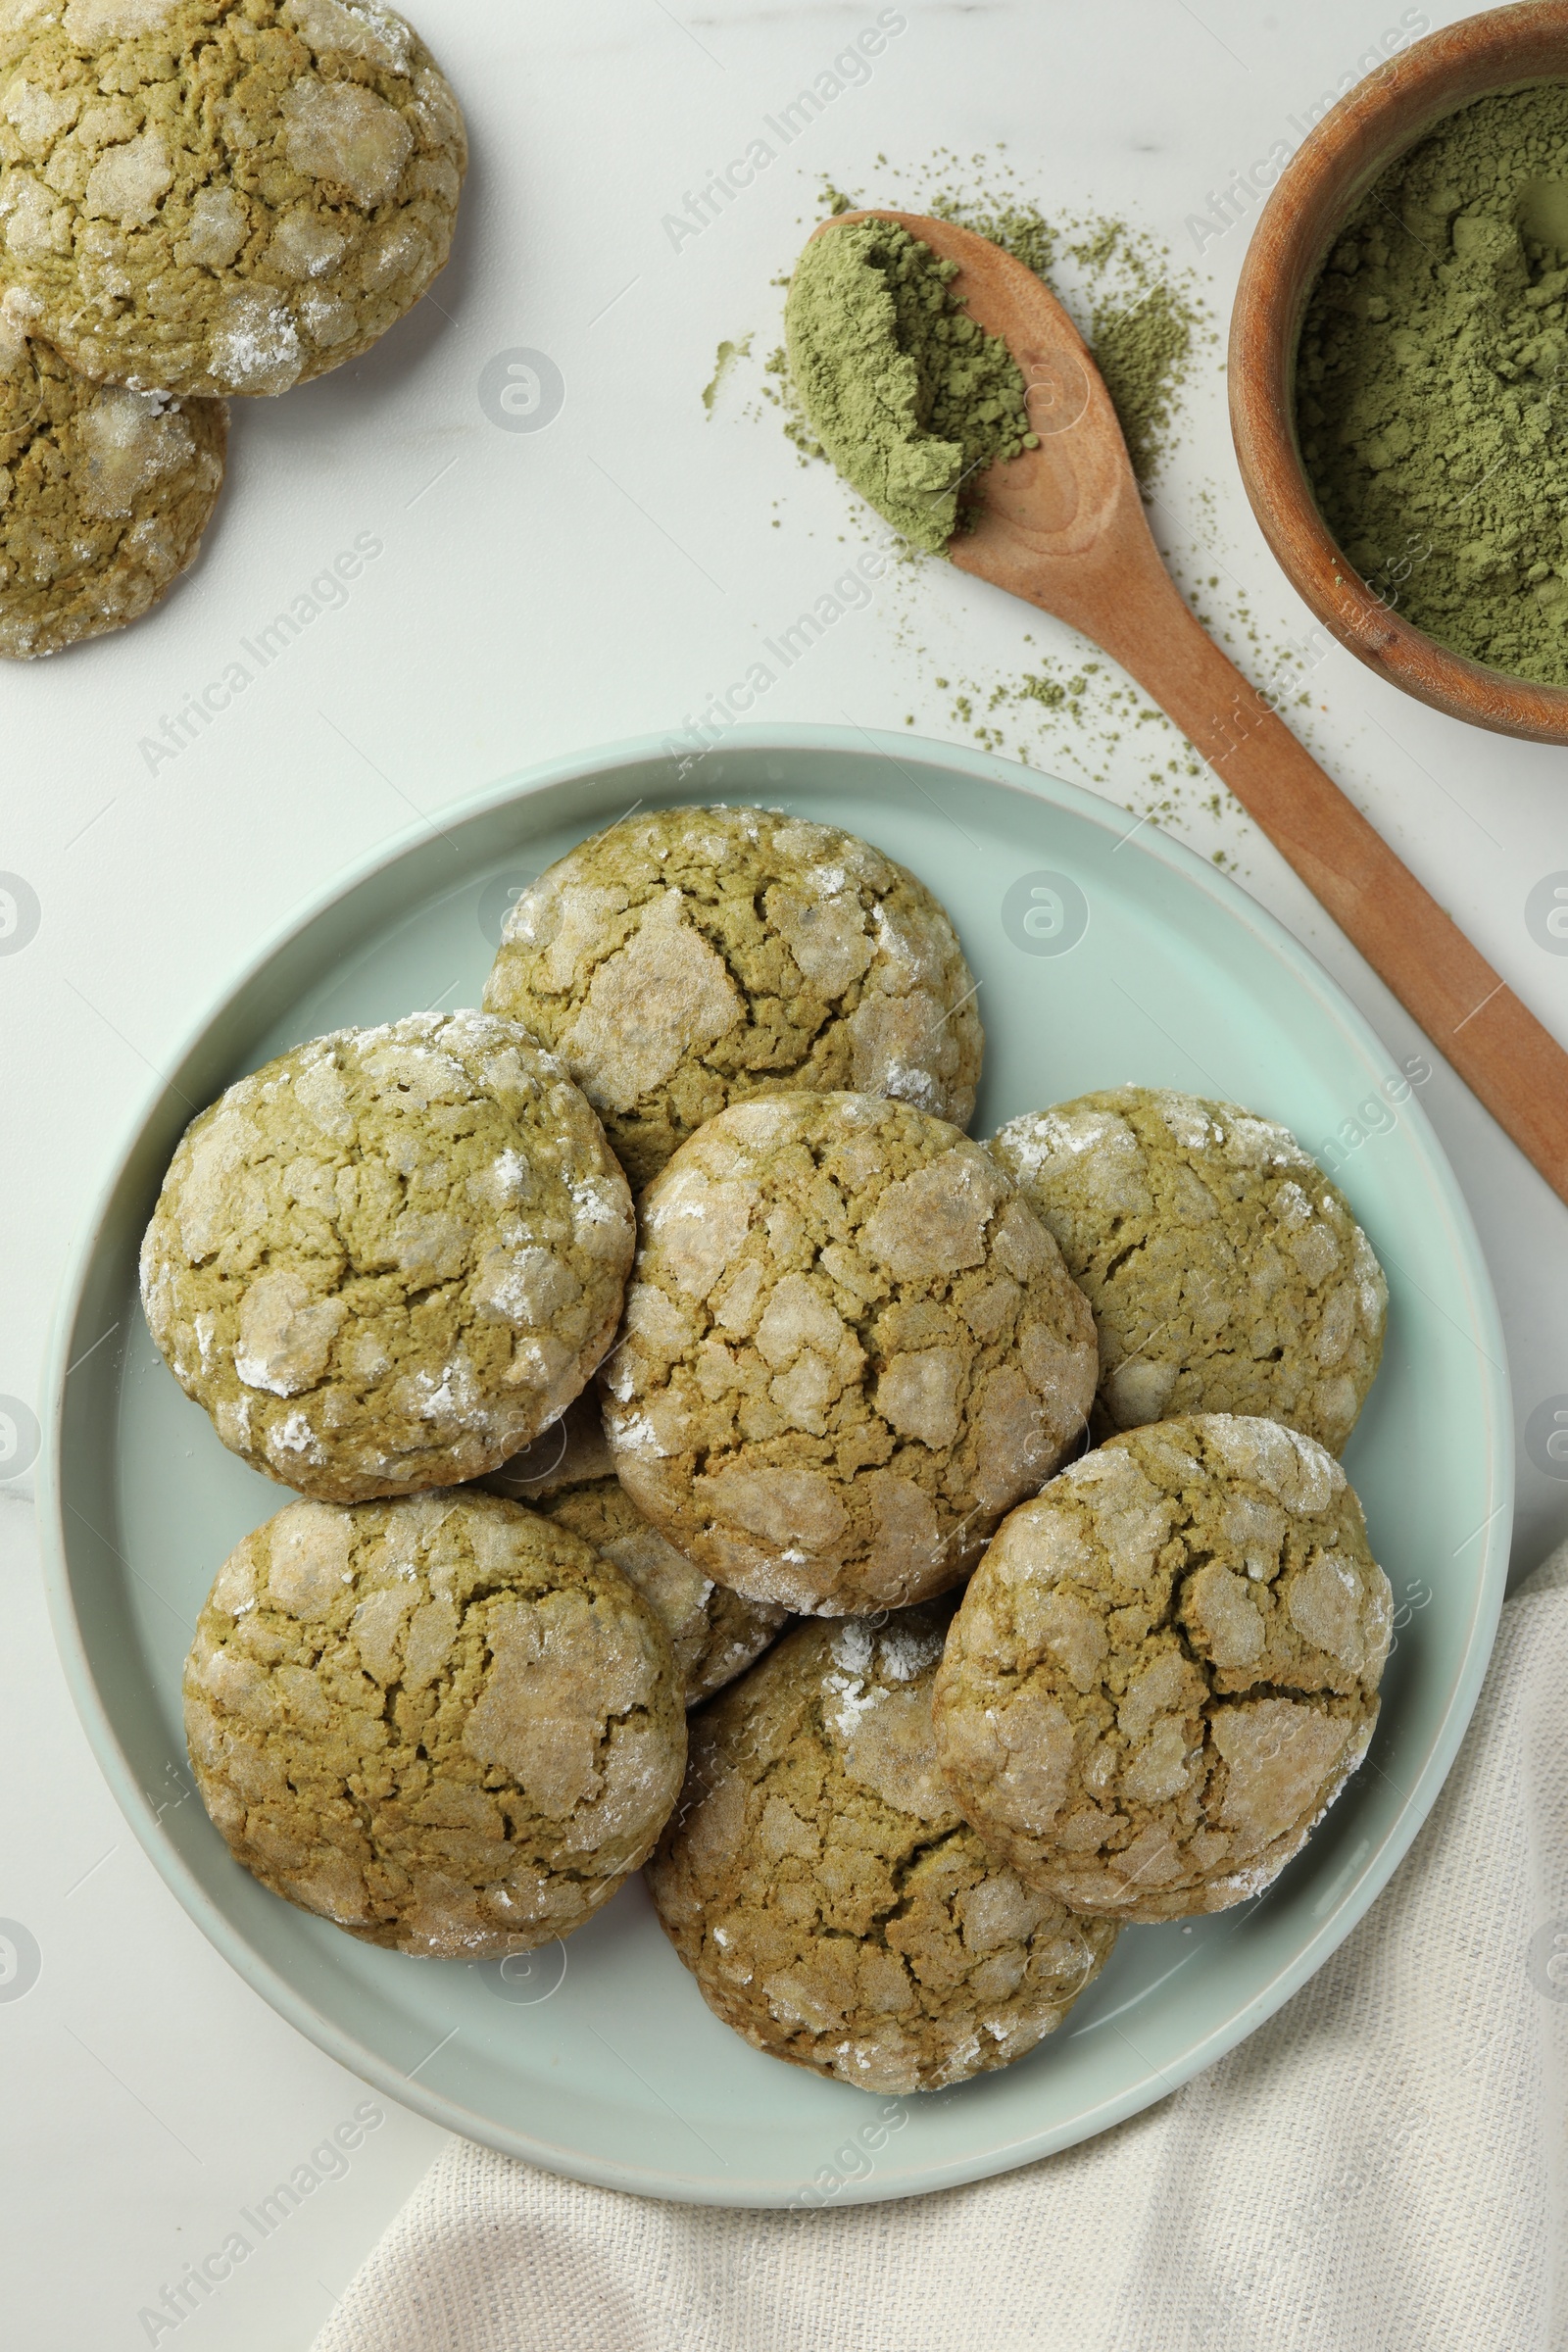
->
[785, 217, 1038, 553]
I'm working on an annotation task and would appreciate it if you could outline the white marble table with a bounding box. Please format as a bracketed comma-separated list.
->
[4, 2, 1565, 2340]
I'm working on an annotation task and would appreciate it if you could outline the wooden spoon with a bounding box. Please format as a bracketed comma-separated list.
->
[814, 209, 1568, 1209]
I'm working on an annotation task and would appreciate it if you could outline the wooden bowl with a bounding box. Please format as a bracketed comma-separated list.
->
[1229, 0, 1568, 743]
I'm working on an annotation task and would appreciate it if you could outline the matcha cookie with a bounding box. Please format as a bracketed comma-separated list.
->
[989, 1087, 1388, 1453]
[647, 1608, 1116, 2093]
[0, 316, 223, 656]
[184, 1489, 687, 1957]
[0, 0, 466, 396]
[933, 1415, 1393, 1921]
[140, 1011, 635, 1502]
[602, 1092, 1098, 1615]
[482, 806, 983, 1189]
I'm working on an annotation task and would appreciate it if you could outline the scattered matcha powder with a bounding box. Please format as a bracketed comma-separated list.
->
[921, 176, 1209, 488]
[1093, 281, 1201, 488]
[702, 333, 752, 415]
[1298, 82, 1568, 686]
[784, 217, 1038, 554]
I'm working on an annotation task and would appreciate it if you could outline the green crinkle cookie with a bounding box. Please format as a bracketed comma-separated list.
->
[0, 0, 466, 395]
[139, 1010, 635, 1503]
[0, 317, 223, 654]
[988, 1086, 1387, 1454]
[647, 1606, 1116, 2094]
[184, 1489, 687, 1957]
[934, 1414, 1393, 1923]
[482, 805, 984, 1192]
[602, 1091, 1098, 1617]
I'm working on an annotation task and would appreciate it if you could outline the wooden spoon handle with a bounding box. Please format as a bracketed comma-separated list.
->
[1087, 565, 1568, 1205]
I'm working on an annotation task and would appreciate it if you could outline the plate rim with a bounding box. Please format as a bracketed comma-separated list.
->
[37, 721, 1514, 2205]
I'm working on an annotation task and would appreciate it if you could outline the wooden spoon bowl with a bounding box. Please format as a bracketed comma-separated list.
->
[1230, 0, 1568, 744]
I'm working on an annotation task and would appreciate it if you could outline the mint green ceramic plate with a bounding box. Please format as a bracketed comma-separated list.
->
[41, 728, 1511, 2206]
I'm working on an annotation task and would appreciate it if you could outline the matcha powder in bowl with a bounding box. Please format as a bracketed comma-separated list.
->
[1297, 81, 1568, 688]
[784, 217, 1038, 554]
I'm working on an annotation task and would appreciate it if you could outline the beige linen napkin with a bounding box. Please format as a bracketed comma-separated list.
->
[314, 1544, 1568, 2352]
